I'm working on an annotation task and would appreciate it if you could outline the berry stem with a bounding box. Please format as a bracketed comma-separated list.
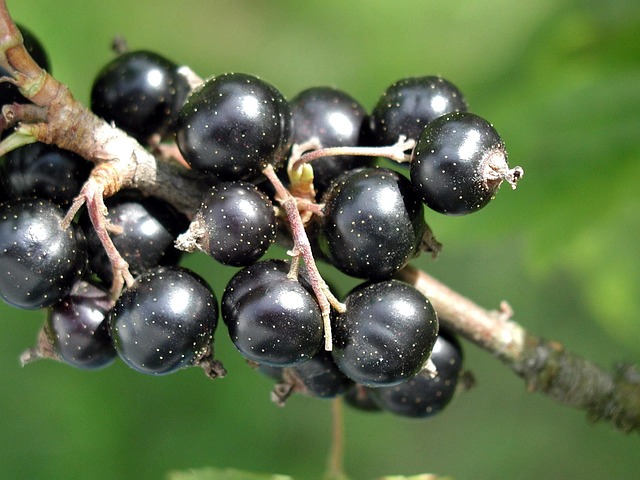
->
[262, 165, 346, 351]
[325, 398, 347, 480]
[397, 264, 640, 434]
[292, 136, 415, 172]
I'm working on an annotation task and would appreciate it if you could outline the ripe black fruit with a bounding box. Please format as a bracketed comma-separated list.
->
[222, 261, 323, 367]
[0, 198, 86, 309]
[46, 281, 116, 370]
[318, 167, 429, 280]
[370, 328, 463, 417]
[290, 86, 371, 195]
[370, 76, 467, 146]
[410, 111, 515, 215]
[91, 50, 190, 142]
[0, 142, 91, 206]
[109, 266, 218, 375]
[331, 280, 438, 387]
[176, 72, 292, 181]
[81, 190, 188, 285]
[186, 181, 276, 266]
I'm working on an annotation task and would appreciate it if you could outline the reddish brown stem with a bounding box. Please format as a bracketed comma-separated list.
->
[262, 165, 345, 351]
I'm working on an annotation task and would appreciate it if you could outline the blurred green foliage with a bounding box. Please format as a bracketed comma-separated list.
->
[1, 1, 639, 479]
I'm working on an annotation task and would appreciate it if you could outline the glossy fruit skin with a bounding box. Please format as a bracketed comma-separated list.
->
[222, 261, 323, 367]
[46, 281, 116, 370]
[0, 24, 50, 106]
[81, 190, 188, 285]
[318, 167, 427, 280]
[286, 349, 354, 398]
[369, 76, 467, 146]
[331, 280, 438, 387]
[343, 384, 382, 412]
[176, 72, 292, 181]
[0, 198, 86, 309]
[289, 86, 372, 195]
[221, 260, 291, 322]
[109, 266, 218, 375]
[91, 50, 190, 142]
[410, 111, 507, 215]
[370, 328, 463, 418]
[0, 143, 91, 206]
[193, 181, 276, 266]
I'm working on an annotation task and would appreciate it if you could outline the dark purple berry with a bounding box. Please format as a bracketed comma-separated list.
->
[109, 266, 218, 375]
[410, 111, 521, 215]
[331, 279, 438, 387]
[318, 167, 432, 280]
[176, 72, 292, 181]
[0, 142, 91, 206]
[222, 262, 323, 367]
[46, 281, 116, 370]
[81, 190, 188, 285]
[370, 76, 467, 146]
[290, 86, 371, 195]
[344, 384, 382, 412]
[370, 328, 463, 417]
[91, 50, 190, 142]
[0, 198, 86, 309]
[183, 181, 276, 266]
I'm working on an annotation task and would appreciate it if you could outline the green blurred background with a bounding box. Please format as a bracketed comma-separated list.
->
[1, 0, 639, 479]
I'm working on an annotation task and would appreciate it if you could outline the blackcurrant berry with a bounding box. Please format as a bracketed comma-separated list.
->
[369, 76, 467, 146]
[272, 350, 354, 405]
[369, 328, 463, 418]
[109, 266, 218, 375]
[181, 181, 276, 266]
[0, 198, 86, 309]
[289, 86, 372, 195]
[0, 142, 91, 206]
[410, 111, 522, 215]
[221, 259, 292, 322]
[90, 50, 190, 142]
[331, 279, 438, 387]
[343, 384, 382, 413]
[318, 167, 434, 280]
[176, 72, 292, 181]
[80, 190, 188, 285]
[0, 24, 50, 106]
[46, 281, 116, 370]
[222, 262, 323, 367]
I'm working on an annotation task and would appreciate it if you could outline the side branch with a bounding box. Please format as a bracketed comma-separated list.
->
[397, 264, 640, 434]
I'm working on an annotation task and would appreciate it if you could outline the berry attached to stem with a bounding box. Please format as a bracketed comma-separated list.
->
[262, 164, 345, 351]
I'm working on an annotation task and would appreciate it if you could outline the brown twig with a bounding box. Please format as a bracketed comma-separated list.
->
[397, 264, 640, 434]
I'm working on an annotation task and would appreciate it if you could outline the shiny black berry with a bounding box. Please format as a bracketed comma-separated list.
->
[318, 167, 431, 280]
[222, 262, 323, 367]
[0, 24, 50, 106]
[270, 349, 354, 405]
[410, 111, 521, 215]
[0, 198, 86, 309]
[185, 181, 276, 266]
[0, 142, 91, 206]
[91, 50, 190, 142]
[109, 266, 218, 375]
[46, 281, 116, 370]
[331, 279, 438, 387]
[290, 86, 371, 195]
[370, 328, 463, 418]
[176, 72, 292, 181]
[81, 190, 188, 285]
[369, 76, 467, 146]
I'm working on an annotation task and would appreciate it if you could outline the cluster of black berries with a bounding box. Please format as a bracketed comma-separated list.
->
[0, 27, 523, 419]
